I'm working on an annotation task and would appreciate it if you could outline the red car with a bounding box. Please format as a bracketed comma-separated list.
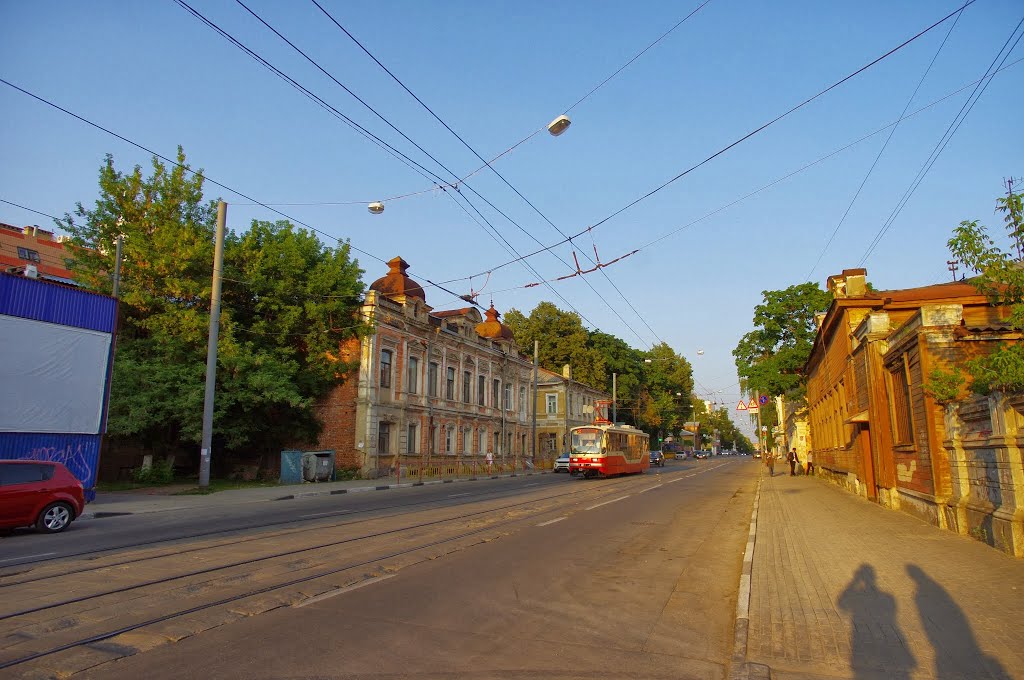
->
[0, 460, 85, 533]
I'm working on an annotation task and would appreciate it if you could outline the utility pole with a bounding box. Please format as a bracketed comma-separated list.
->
[199, 201, 226, 488]
[612, 372, 617, 424]
[531, 340, 538, 462]
[946, 260, 959, 282]
[112, 235, 124, 298]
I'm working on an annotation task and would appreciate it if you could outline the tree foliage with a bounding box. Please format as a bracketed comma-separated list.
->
[947, 182, 1024, 394]
[733, 282, 832, 399]
[504, 302, 605, 388]
[62, 150, 365, 460]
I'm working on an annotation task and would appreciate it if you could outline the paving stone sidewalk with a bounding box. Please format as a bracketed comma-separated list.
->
[745, 470, 1024, 680]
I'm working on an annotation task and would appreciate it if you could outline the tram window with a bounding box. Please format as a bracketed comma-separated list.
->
[571, 428, 601, 453]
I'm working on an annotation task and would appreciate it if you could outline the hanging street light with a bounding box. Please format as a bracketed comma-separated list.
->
[547, 114, 571, 137]
[368, 201, 385, 214]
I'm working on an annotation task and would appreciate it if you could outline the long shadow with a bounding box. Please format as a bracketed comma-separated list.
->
[837, 564, 916, 679]
[906, 564, 1011, 680]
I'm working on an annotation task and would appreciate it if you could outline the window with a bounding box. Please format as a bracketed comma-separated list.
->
[520, 387, 526, 415]
[428, 362, 438, 397]
[446, 367, 456, 400]
[504, 383, 512, 410]
[431, 425, 439, 454]
[17, 247, 40, 263]
[479, 430, 486, 454]
[445, 427, 454, 453]
[407, 356, 419, 395]
[463, 429, 471, 454]
[0, 462, 53, 485]
[493, 431, 500, 454]
[492, 379, 500, 408]
[463, 371, 471, 403]
[889, 357, 914, 446]
[378, 422, 391, 454]
[478, 376, 486, 406]
[380, 350, 392, 388]
[407, 423, 418, 454]
[546, 394, 558, 415]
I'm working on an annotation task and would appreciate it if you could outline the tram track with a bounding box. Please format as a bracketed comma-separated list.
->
[0, 469, 702, 676]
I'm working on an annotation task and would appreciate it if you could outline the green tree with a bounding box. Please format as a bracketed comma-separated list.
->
[733, 282, 832, 399]
[505, 302, 605, 388]
[62, 151, 365, 463]
[588, 330, 645, 425]
[947, 181, 1024, 394]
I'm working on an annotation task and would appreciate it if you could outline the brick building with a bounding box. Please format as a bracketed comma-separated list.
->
[314, 257, 536, 477]
[804, 268, 1022, 554]
[0, 223, 77, 285]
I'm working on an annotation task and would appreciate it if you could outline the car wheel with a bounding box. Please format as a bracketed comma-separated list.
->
[36, 502, 74, 533]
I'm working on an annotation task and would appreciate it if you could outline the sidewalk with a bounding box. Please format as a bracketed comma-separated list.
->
[739, 469, 1024, 680]
[82, 469, 541, 519]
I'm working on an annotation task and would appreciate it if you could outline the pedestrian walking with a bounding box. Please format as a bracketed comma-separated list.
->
[787, 447, 798, 476]
[765, 450, 776, 477]
[805, 450, 814, 476]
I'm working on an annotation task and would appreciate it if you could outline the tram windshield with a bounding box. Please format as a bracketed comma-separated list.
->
[571, 428, 603, 454]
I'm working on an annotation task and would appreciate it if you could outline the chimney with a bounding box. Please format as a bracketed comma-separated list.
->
[562, 364, 572, 380]
[827, 268, 868, 299]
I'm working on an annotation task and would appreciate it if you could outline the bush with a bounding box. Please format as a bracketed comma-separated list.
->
[132, 459, 175, 485]
[923, 366, 966, 404]
[334, 466, 362, 481]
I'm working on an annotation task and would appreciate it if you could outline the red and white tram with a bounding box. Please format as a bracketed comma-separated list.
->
[568, 413, 650, 478]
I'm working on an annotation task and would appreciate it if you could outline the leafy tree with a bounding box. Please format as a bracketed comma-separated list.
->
[947, 181, 1024, 394]
[588, 330, 645, 425]
[62, 150, 365, 463]
[733, 282, 832, 400]
[505, 302, 605, 388]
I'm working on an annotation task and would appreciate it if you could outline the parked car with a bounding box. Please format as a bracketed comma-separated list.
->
[0, 460, 85, 533]
[649, 450, 665, 467]
[553, 453, 572, 473]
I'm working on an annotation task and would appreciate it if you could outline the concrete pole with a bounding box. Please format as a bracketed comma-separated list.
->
[531, 340, 538, 461]
[612, 372, 617, 424]
[112, 235, 123, 298]
[199, 201, 226, 488]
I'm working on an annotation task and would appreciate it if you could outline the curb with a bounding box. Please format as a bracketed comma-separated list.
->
[729, 474, 765, 680]
[79, 470, 548, 521]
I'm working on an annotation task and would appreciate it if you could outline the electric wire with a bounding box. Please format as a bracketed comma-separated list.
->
[226, 0, 629, 340]
[803, 8, 965, 282]
[438, 0, 977, 286]
[859, 13, 1024, 264]
[312, 0, 716, 347]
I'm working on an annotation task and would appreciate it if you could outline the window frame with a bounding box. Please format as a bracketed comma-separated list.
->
[406, 356, 419, 395]
[446, 367, 456, 400]
[379, 349, 392, 389]
[428, 362, 438, 398]
[378, 421, 391, 454]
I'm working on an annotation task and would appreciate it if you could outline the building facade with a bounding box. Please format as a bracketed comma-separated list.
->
[804, 268, 1022, 555]
[534, 366, 610, 466]
[314, 257, 535, 477]
[0, 223, 77, 285]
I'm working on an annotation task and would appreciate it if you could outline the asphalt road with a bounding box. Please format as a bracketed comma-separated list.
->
[52, 458, 759, 680]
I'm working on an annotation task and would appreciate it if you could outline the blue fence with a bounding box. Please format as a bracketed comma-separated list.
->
[0, 432, 102, 501]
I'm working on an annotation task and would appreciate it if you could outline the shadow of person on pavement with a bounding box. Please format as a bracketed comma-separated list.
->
[838, 564, 915, 679]
[906, 564, 1011, 680]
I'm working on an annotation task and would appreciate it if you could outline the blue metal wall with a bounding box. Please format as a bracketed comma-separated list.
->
[0, 272, 116, 332]
[0, 432, 102, 501]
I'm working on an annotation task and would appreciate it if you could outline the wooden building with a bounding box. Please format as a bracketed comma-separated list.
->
[804, 268, 1021, 553]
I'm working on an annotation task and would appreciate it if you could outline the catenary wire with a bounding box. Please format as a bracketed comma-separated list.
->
[437, 0, 977, 286]
[309, 0, 676, 348]
[803, 8, 966, 282]
[859, 14, 1024, 264]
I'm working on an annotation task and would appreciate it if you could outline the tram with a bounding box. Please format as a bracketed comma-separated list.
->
[567, 402, 650, 478]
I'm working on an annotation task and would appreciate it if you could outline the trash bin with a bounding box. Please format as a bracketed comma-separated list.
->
[302, 451, 335, 482]
[280, 450, 303, 484]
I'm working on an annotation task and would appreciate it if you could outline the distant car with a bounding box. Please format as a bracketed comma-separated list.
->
[753, 452, 762, 459]
[553, 453, 571, 473]
[649, 451, 665, 467]
[694, 451, 709, 460]
[0, 460, 85, 533]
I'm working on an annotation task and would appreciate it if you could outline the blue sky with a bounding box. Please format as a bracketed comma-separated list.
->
[2, 1, 1022, 438]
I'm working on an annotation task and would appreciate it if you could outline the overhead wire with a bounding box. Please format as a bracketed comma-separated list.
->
[225, 0, 616, 337]
[859, 14, 1024, 264]
[428, 54, 1024, 298]
[803, 7, 966, 282]
[437, 0, 977, 286]
[309, 0, 705, 348]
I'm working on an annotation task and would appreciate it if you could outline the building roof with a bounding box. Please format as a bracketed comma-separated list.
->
[475, 304, 514, 340]
[368, 256, 425, 302]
